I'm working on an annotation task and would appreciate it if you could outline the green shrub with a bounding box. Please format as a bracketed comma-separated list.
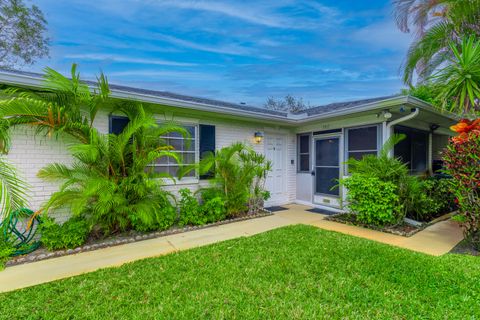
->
[129, 196, 176, 232]
[178, 188, 202, 226]
[0, 237, 15, 271]
[342, 174, 403, 226]
[39, 216, 90, 251]
[406, 178, 456, 221]
[201, 196, 226, 223]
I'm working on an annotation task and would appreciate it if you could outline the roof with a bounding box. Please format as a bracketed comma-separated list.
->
[304, 95, 400, 116]
[0, 68, 287, 117]
[0, 68, 454, 124]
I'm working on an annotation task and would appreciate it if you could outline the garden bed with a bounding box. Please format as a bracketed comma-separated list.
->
[326, 211, 455, 237]
[6, 210, 272, 267]
[450, 240, 480, 256]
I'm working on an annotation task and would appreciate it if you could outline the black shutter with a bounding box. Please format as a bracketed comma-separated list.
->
[199, 124, 215, 179]
[109, 116, 130, 135]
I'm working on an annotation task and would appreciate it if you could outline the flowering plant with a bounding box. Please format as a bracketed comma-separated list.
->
[443, 119, 480, 248]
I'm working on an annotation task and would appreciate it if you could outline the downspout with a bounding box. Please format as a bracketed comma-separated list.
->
[385, 108, 420, 156]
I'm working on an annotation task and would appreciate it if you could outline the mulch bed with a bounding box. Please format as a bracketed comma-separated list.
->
[326, 213, 422, 237]
[450, 240, 480, 256]
[6, 210, 273, 268]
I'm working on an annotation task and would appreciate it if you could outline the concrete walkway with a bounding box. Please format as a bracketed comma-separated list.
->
[0, 204, 463, 293]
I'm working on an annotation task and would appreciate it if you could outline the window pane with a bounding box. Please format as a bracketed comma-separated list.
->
[315, 138, 339, 167]
[348, 126, 377, 151]
[155, 156, 169, 165]
[168, 138, 183, 150]
[300, 154, 309, 172]
[394, 126, 428, 173]
[181, 153, 195, 164]
[299, 135, 310, 153]
[180, 166, 196, 177]
[183, 139, 195, 152]
[151, 166, 168, 174]
[412, 132, 428, 173]
[347, 151, 377, 161]
[315, 167, 340, 195]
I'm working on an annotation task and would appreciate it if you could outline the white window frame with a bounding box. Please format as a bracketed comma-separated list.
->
[344, 124, 382, 175]
[148, 122, 200, 184]
[297, 133, 311, 173]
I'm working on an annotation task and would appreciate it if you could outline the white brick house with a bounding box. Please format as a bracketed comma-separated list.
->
[0, 69, 457, 219]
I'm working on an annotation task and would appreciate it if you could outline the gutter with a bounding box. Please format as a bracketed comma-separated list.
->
[384, 107, 420, 156]
[0, 71, 457, 126]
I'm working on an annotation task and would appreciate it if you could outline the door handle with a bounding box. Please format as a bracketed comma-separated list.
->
[311, 170, 315, 176]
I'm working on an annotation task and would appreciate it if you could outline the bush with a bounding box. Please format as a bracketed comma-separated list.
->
[39, 216, 90, 251]
[178, 189, 202, 226]
[0, 237, 15, 271]
[443, 129, 480, 249]
[129, 196, 176, 232]
[178, 189, 227, 226]
[342, 174, 403, 226]
[201, 196, 226, 223]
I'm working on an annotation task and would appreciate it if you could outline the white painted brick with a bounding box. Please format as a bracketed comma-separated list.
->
[6, 109, 297, 220]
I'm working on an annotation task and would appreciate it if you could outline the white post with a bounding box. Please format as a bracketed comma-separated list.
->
[428, 132, 433, 175]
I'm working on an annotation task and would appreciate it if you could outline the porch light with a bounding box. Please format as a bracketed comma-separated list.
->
[254, 131, 264, 143]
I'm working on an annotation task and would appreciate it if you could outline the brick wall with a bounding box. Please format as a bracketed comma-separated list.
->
[5, 110, 297, 221]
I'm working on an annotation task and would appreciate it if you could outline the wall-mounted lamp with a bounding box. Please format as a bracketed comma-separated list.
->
[254, 131, 264, 144]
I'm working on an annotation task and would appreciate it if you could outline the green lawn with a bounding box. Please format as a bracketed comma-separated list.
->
[0, 225, 479, 319]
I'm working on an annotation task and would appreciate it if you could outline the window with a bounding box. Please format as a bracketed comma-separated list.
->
[149, 124, 197, 178]
[394, 126, 428, 174]
[346, 126, 379, 161]
[109, 116, 129, 135]
[297, 134, 310, 172]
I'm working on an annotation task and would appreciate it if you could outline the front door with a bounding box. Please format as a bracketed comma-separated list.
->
[313, 136, 341, 207]
[265, 134, 286, 205]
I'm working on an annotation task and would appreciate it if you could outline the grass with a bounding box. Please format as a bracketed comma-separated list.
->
[0, 225, 479, 319]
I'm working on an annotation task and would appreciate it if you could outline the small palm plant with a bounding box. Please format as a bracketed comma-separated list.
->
[198, 143, 272, 216]
[37, 104, 187, 235]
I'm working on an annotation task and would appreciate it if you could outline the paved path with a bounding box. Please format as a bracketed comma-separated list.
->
[0, 204, 463, 293]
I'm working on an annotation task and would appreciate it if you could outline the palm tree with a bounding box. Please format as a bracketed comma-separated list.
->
[394, 0, 480, 84]
[428, 36, 480, 116]
[0, 64, 112, 143]
[37, 104, 187, 234]
[0, 156, 28, 220]
[198, 143, 271, 216]
[0, 119, 28, 220]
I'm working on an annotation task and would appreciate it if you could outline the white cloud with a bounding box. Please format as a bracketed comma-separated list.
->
[350, 19, 413, 52]
[154, 34, 253, 56]
[64, 53, 196, 66]
[109, 70, 221, 81]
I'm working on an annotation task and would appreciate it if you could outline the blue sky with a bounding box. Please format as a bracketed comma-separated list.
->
[30, 0, 413, 107]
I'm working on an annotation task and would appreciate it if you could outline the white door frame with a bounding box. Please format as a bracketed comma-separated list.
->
[312, 133, 343, 208]
[264, 132, 288, 206]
